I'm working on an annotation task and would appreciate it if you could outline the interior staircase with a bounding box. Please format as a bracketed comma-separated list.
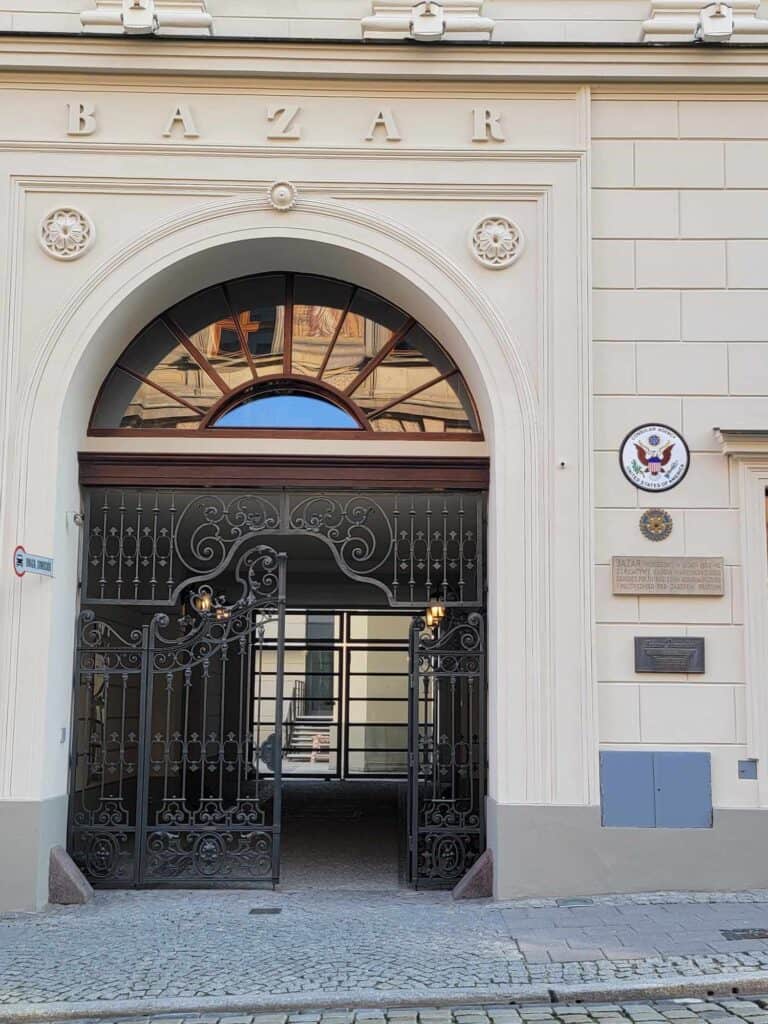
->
[286, 715, 332, 763]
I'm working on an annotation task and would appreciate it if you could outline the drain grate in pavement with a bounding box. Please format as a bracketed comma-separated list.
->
[556, 898, 595, 908]
[720, 927, 768, 940]
[249, 908, 282, 915]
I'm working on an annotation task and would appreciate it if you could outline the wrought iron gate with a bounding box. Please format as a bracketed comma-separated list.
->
[68, 546, 287, 887]
[407, 610, 486, 888]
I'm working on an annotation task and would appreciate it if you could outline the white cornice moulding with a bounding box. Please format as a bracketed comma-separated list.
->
[81, 0, 213, 35]
[643, 0, 768, 41]
[361, 1, 494, 41]
[717, 428, 768, 455]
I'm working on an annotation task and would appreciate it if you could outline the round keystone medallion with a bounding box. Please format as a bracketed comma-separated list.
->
[619, 423, 690, 492]
[639, 507, 674, 542]
[267, 181, 298, 211]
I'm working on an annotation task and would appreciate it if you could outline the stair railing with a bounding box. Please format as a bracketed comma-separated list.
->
[283, 678, 305, 756]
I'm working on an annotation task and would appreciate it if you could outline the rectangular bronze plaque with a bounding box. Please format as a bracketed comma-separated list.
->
[612, 556, 725, 596]
[634, 637, 705, 674]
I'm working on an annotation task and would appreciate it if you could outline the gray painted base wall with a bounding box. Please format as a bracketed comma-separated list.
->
[488, 799, 768, 898]
[0, 795, 68, 911]
[4, 796, 768, 909]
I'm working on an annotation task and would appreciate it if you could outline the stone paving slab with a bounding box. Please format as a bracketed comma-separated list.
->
[5, 891, 768, 1021]
[23, 998, 768, 1024]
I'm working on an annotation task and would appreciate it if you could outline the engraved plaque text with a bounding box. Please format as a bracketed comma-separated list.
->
[634, 637, 705, 674]
[612, 556, 725, 596]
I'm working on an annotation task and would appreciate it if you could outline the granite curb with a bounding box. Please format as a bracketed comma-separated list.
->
[4, 973, 768, 1024]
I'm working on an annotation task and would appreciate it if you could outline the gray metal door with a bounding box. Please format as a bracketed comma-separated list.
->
[407, 610, 486, 888]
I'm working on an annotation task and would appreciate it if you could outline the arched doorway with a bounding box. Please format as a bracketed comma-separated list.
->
[69, 272, 489, 891]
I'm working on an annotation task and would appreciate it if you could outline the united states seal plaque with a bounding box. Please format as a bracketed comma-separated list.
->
[619, 423, 690, 492]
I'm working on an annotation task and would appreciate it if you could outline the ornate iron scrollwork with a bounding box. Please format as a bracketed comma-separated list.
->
[69, 547, 288, 889]
[408, 610, 486, 888]
[68, 611, 148, 884]
[73, 489, 489, 891]
[84, 488, 483, 608]
[143, 830, 274, 882]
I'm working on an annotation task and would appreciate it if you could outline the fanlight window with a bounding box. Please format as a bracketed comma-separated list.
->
[90, 273, 481, 436]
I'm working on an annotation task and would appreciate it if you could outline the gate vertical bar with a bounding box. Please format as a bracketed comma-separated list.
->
[271, 552, 288, 887]
[66, 611, 86, 877]
[407, 615, 421, 885]
[135, 619, 155, 885]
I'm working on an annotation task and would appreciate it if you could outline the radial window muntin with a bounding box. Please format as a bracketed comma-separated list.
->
[89, 272, 482, 437]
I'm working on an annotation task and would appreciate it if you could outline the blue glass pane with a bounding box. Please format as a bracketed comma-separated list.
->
[213, 394, 360, 429]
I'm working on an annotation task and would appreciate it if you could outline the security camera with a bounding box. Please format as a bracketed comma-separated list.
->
[697, 2, 734, 42]
[121, 0, 158, 34]
[410, 1, 445, 40]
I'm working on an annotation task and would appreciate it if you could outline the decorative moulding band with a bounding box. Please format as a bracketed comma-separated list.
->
[7, 39, 768, 83]
[716, 428, 768, 456]
[643, 0, 768, 40]
[77, 452, 491, 490]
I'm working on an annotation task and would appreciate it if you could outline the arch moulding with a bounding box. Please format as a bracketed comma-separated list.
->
[1, 192, 560, 837]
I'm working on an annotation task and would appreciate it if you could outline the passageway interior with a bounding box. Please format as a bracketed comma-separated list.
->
[274, 598, 412, 891]
[279, 780, 405, 890]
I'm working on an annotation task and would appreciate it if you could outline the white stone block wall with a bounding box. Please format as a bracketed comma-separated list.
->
[592, 90, 768, 811]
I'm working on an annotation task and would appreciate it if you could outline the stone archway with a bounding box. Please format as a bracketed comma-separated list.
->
[0, 195, 544, 906]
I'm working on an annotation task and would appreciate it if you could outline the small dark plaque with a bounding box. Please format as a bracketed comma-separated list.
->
[721, 928, 768, 941]
[634, 637, 705, 674]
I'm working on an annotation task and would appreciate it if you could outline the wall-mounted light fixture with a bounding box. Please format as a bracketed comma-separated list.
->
[186, 587, 232, 621]
[361, 1, 494, 42]
[191, 589, 213, 614]
[425, 602, 446, 628]
[698, 1, 734, 39]
[81, 0, 213, 35]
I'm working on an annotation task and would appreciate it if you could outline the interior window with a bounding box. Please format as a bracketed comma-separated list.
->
[213, 393, 361, 430]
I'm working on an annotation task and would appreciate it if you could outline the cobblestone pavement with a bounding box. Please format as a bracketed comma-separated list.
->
[6, 891, 768, 1014]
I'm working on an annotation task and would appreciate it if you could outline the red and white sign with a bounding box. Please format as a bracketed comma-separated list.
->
[13, 545, 54, 578]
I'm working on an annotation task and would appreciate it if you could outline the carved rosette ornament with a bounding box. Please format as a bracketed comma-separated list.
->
[469, 216, 523, 269]
[267, 181, 298, 211]
[39, 207, 95, 261]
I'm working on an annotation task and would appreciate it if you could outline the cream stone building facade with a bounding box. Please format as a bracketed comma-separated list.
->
[2, 0, 768, 913]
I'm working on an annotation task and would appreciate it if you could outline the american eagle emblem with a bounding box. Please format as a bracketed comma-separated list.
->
[634, 438, 675, 476]
[621, 423, 689, 492]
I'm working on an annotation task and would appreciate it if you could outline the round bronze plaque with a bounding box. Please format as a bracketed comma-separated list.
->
[639, 508, 673, 542]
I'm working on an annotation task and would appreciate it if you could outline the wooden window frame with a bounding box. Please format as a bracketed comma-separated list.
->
[88, 272, 483, 440]
[78, 452, 491, 490]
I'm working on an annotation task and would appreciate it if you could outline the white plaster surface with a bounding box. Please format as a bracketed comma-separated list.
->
[2, 12, 768, 909]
